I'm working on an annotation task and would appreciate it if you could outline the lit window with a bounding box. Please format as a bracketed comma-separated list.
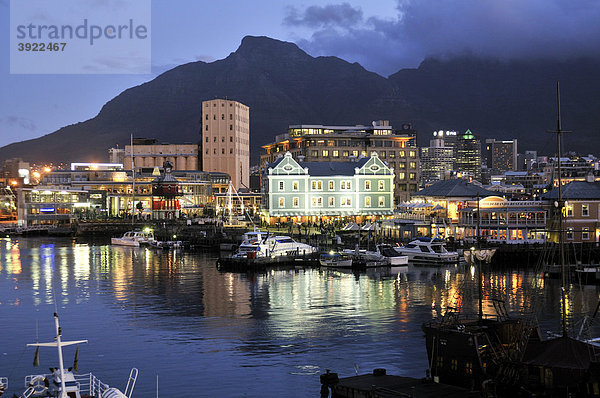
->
[329, 197, 334, 206]
[322, 150, 329, 157]
[328, 181, 334, 190]
[341, 197, 351, 207]
[567, 205, 573, 217]
[378, 196, 385, 207]
[333, 150, 339, 157]
[365, 197, 371, 207]
[378, 180, 384, 190]
[365, 181, 371, 190]
[279, 197, 285, 207]
[292, 181, 299, 191]
[582, 227, 590, 240]
[582, 204, 589, 216]
[409, 151, 416, 157]
[567, 227, 574, 240]
[293, 197, 299, 208]
[279, 181, 284, 191]
[352, 150, 359, 157]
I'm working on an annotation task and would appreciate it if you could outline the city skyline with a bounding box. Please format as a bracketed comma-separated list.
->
[2, 0, 600, 149]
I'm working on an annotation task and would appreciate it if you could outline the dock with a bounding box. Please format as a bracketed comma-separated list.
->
[320, 369, 480, 398]
[216, 252, 320, 271]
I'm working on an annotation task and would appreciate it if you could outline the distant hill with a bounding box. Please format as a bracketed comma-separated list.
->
[1, 36, 599, 165]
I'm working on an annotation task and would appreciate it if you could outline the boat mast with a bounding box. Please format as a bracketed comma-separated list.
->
[131, 134, 135, 228]
[477, 192, 483, 320]
[549, 82, 570, 337]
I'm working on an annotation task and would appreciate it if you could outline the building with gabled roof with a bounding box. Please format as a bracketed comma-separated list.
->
[262, 151, 394, 224]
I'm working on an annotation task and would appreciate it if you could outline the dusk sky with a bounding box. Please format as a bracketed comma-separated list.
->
[2, 0, 600, 149]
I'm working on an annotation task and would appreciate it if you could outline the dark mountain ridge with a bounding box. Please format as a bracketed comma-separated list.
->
[1, 36, 599, 165]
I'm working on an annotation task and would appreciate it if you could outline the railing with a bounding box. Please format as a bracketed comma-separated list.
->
[24, 373, 109, 397]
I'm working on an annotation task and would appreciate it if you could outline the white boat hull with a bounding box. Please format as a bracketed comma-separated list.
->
[110, 238, 140, 247]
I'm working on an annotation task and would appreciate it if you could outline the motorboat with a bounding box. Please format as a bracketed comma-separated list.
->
[342, 246, 387, 268]
[394, 237, 459, 264]
[110, 230, 155, 247]
[319, 251, 353, 268]
[20, 312, 137, 398]
[375, 244, 409, 265]
[232, 235, 317, 259]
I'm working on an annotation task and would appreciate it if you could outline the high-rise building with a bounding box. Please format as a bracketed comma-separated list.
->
[202, 99, 250, 189]
[454, 130, 481, 181]
[261, 121, 418, 202]
[420, 136, 453, 185]
[483, 139, 518, 171]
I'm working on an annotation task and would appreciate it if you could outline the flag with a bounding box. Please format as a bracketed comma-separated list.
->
[73, 346, 79, 372]
[33, 346, 40, 367]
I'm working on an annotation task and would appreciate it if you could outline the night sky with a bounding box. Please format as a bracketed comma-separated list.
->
[1, 0, 600, 148]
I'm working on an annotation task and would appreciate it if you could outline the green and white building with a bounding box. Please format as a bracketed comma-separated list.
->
[263, 152, 394, 223]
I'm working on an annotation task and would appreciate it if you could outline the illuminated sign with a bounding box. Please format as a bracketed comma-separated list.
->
[40, 208, 55, 212]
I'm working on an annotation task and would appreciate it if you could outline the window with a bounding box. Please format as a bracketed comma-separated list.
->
[311, 150, 318, 157]
[365, 180, 371, 190]
[213, 149, 216, 154]
[279, 181, 284, 191]
[341, 197, 352, 207]
[205, 137, 208, 143]
[322, 150, 329, 157]
[229, 114, 233, 120]
[222, 148, 225, 154]
[343, 151, 349, 157]
[221, 137, 225, 142]
[389, 151, 395, 158]
[341, 180, 352, 190]
[213, 137, 216, 142]
[378, 180, 384, 190]
[333, 150, 339, 157]
[378, 196, 385, 207]
[365, 196, 371, 207]
[213, 115, 216, 120]
[230, 136, 233, 142]
[352, 150, 359, 157]
[409, 151, 416, 157]
[399, 151, 405, 157]
[230, 125, 233, 131]
[582, 204, 589, 216]
[230, 149, 233, 154]
[205, 114, 208, 120]
[451, 359, 458, 371]
[567, 227, 574, 240]
[409, 173, 416, 180]
[312, 197, 323, 207]
[205, 125, 208, 131]
[567, 205, 573, 217]
[398, 172, 406, 180]
[292, 181, 299, 191]
[293, 197, 299, 208]
[409, 161, 417, 169]
[279, 198, 285, 208]
[328, 180, 334, 190]
[221, 114, 225, 120]
[329, 197, 335, 206]
[582, 227, 590, 240]
[311, 180, 322, 190]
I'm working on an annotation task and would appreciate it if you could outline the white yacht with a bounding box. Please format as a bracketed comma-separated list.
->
[233, 235, 317, 259]
[20, 313, 137, 398]
[342, 247, 388, 267]
[110, 230, 155, 247]
[394, 237, 459, 264]
[376, 244, 409, 265]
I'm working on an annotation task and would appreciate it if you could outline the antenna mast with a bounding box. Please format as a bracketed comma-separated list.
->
[131, 134, 135, 227]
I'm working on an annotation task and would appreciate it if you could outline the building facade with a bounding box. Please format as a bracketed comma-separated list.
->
[202, 99, 250, 189]
[454, 130, 482, 181]
[263, 152, 394, 224]
[484, 139, 518, 171]
[420, 137, 454, 185]
[261, 121, 418, 202]
[120, 139, 199, 171]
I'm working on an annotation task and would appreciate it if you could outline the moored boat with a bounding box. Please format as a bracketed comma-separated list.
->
[20, 312, 137, 398]
[110, 230, 155, 247]
[319, 251, 353, 268]
[394, 237, 459, 264]
[232, 235, 317, 259]
[376, 244, 408, 265]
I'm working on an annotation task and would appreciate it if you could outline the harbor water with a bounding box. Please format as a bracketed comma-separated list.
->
[1, 237, 599, 397]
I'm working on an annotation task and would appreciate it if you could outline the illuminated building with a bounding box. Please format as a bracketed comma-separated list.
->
[454, 130, 482, 181]
[543, 177, 600, 243]
[263, 152, 394, 224]
[118, 139, 200, 171]
[17, 187, 90, 227]
[458, 196, 547, 243]
[151, 161, 182, 219]
[261, 120, 418, 202]
[420, 135, 454, 185]
[483, 139, 518, 171]
[201, 99, 250, 189]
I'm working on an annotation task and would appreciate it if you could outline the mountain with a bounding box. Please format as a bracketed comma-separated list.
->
[1, 36, 600, 165]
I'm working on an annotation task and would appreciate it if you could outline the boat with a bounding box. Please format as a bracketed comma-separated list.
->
[394, 237, 459, 264]
[319, 251, 353, 268]
[149, 239, 183, 250]
[232, 235, 317, 259]
[508, 83, 600, 396]
[376, 244, 409, 265]
[110, 230, 155, 247]
[20, 312, 137, 398]
[342, 246, 388, 268]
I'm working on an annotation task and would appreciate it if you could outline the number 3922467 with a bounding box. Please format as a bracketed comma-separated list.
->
[17, 42, 67, 51]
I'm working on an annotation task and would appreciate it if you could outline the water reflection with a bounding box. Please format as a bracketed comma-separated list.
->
[1, 238, 600, 396]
